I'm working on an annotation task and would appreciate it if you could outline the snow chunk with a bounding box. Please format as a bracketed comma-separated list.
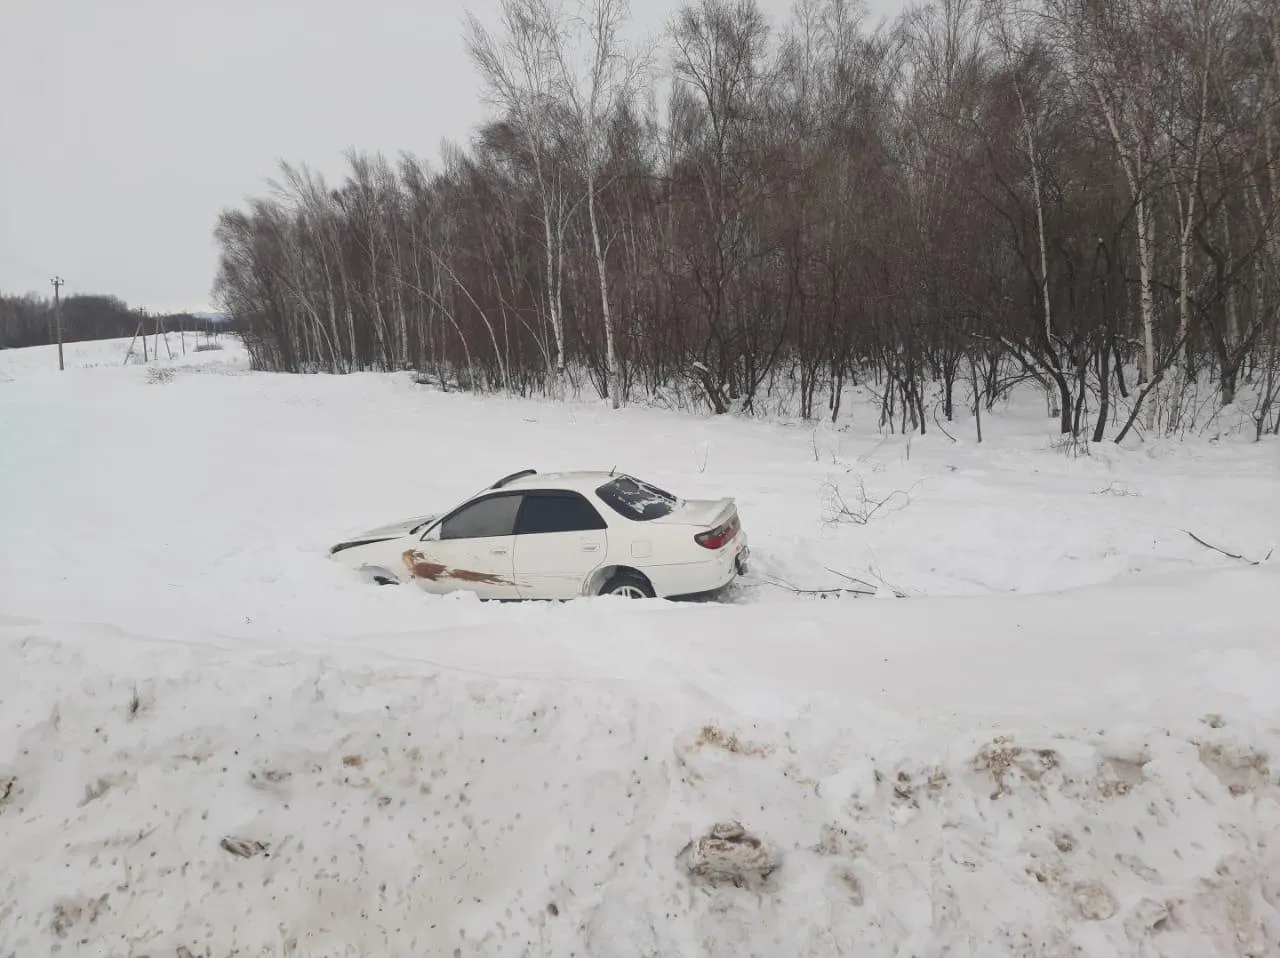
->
[679, 821, 781, 887]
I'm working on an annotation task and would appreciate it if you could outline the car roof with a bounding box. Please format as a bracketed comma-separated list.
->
[498, 470, 619, 493]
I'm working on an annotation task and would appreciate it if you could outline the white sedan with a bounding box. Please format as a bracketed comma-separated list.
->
[328, 469, 749, 601]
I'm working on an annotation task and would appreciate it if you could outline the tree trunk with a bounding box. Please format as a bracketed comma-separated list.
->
[1135, 195, 1156, 389]
[587, 176, 620, 409]
[1093, 339, 1111, 442]
[541, 186, 565, 379]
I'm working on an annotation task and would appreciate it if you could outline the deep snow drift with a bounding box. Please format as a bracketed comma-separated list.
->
[1, 337, 1278, 957]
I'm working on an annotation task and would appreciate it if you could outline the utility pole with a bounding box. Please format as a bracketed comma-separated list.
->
[51, 276, 65, 370]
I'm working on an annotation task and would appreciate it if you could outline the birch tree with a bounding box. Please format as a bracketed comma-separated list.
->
[545, 0, 651, 407]
[668, 0, 772, 407]
[984, 2, 1065, 413]
[466, 0, 571, 382]
[1042, 0, 1165, 404]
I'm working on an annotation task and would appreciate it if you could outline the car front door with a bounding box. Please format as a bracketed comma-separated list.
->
[401, 493, 523, 600]
[513, 491, 609, 599]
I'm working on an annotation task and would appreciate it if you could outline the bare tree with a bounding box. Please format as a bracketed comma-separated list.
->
[1041, 0, 1164, 406]
[466, 0, 572, 382]
[209, 0, 1280, 442]
[543, 0, 651, 407]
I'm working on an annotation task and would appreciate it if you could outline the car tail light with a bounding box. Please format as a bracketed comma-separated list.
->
[695, 514, 739, 550]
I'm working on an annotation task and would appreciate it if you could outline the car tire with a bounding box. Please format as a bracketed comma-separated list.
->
[600, 571, 654, 599]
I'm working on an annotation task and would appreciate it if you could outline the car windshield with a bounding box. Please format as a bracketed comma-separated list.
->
[595, 475, 681, 521]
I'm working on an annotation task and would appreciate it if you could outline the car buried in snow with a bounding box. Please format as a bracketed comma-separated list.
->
[328, 469, 749, 601]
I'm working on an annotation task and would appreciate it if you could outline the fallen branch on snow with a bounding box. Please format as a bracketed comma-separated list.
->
[739, 568, 907, 599]
[740, 573, 874, 599]
[825, 566, 909, 599]
[1182, 531, 1273, 566]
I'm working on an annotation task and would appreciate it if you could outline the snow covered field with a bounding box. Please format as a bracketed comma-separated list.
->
[1, 336, 1278, 957]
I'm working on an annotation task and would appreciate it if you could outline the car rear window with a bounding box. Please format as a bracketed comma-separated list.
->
[595, 476, 680, 521]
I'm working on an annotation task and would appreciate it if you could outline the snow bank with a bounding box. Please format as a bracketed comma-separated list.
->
[3, 571, 1279, 957]
[1, 337, 1279, 956]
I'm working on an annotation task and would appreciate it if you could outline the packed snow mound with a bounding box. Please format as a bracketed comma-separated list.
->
[3, 567, 1280, 957]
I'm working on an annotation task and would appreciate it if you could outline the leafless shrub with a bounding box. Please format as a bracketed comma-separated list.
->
[194, 342, 224, 353]
[1091, 481, 1141, 497]
[1046, 433, 1091, 458]
[821, 476, 924, 526]
[145, 366, 176, 384]
[693, 441, 709, 473]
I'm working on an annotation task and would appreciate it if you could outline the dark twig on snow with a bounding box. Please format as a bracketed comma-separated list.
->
[740, 566, 910, 599]
[825, 566, 910, 598]
[824, 566, 885, 594]
[1183, 530, 1273, 566]
[823, 566, 894, 596]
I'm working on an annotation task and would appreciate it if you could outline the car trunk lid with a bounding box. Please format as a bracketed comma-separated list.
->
[650, 497, 737, 529]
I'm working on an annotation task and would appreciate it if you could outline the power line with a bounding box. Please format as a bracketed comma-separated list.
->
[0, 253, 56, 280]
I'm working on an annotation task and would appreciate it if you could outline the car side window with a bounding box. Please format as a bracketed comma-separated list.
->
[516, 492, 608, 535]
[439, 494, 523, 540]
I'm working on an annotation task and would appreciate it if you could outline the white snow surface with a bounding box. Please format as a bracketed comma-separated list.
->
[1, 337, 1279, 957]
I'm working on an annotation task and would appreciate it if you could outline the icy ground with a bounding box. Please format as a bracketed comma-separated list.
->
[1, 337, 1278, 957]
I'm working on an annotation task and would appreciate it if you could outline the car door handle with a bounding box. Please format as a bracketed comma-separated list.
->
[581, 543, 599, 552]
[490, 548, 508, 555]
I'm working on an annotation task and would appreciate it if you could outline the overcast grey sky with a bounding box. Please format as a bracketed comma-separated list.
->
[2, 0, 903, 314]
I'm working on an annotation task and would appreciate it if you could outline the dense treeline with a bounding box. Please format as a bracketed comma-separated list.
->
[0, 292, 224, 351]
[213, 0, 1280, 439]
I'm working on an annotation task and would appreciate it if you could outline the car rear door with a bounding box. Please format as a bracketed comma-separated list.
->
[402, 493, 523, 600]
[512, 491, 608, 599]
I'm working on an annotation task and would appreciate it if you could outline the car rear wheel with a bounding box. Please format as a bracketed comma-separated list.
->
[600, 571, 654, 599]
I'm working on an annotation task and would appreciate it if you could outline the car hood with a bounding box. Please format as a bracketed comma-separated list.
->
[330, 514, 438, 554]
